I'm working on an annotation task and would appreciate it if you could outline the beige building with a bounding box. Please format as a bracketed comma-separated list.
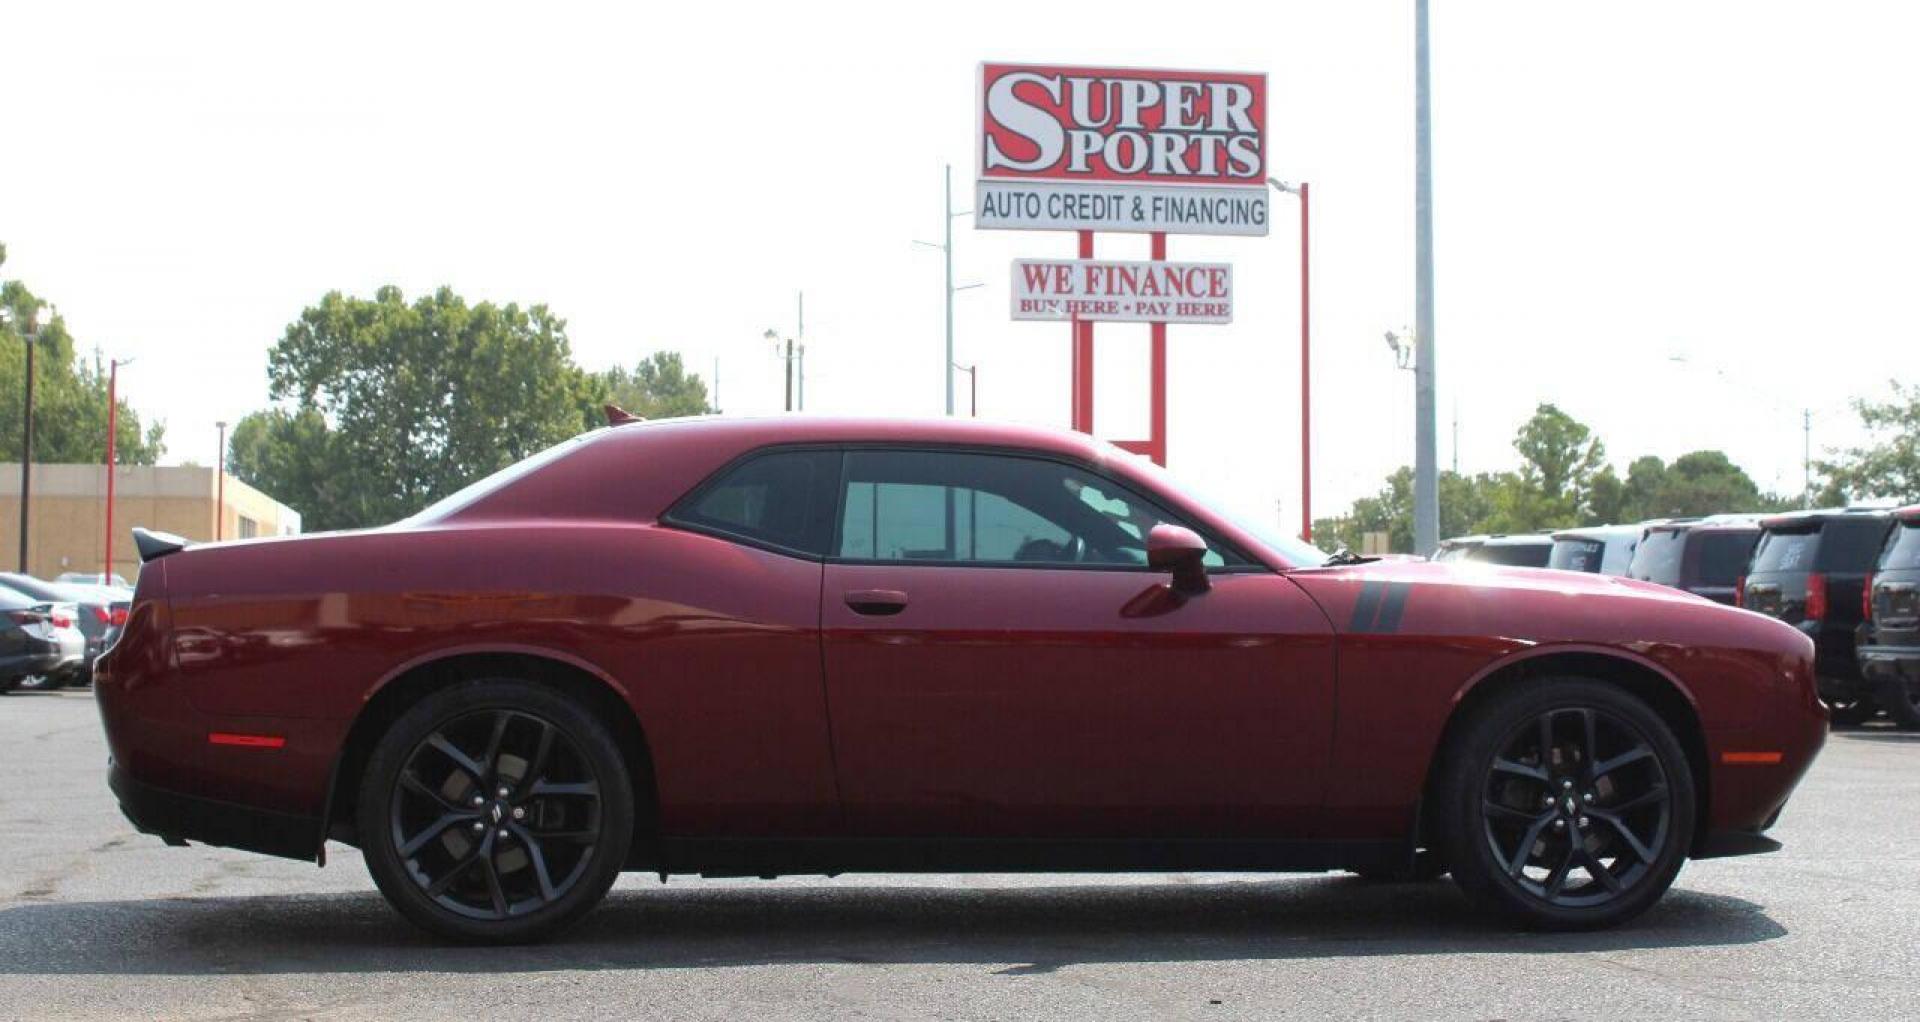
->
[0, 463, 302, 582]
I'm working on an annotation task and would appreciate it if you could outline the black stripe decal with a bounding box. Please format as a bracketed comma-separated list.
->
[1374, 581, 1411, 634]
[1350, 580, 1386, 632]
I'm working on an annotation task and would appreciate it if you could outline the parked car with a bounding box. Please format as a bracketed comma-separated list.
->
[1461, 534, 1554, 568]
[96, 418, 1826, 942]
[1859, 505, 1920, 729]
[1432, 535, 1486, 562]
[56, 571, 131, 588]
[0, 587, 83, 694]
[1548, 525, 1645, 575]
[1740, 509, 1894, 722]
[1628, 517, 1763, 605]
[0, 573, 128, 685]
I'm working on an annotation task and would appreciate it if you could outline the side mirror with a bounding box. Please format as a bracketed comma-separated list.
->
[1147, 523, 1210, 594]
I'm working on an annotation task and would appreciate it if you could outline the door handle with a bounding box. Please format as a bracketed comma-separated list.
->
[844, 589, 909, 616]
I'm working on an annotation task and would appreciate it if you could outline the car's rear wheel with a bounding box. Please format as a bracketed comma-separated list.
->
[358, 678, 633, 944]
[1823, 695, 1878, 727]
[1438, 678, 1695, 930]
[1876, 675, 1920, 730]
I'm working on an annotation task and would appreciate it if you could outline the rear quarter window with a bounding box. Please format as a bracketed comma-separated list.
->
[1816, 518, 1894, 572]
[667, 449, 841, 556]
[1468, 543, 1551, 568]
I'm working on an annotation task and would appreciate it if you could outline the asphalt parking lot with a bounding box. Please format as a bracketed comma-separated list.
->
[2, 690, 1916, 1021]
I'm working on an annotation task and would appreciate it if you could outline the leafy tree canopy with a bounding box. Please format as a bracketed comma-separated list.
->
[1816, 381, 1919, 505]
[0, 248, 165, 465]
[584, 351, 712, 425]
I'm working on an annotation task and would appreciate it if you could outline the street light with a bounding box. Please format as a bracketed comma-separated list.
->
[764, 328, 803, 412]
[1268, 179, 1312, 543]
[914, 164, 979, 415]
[103, 357, 134, 584]
[952, 363, 978, 417]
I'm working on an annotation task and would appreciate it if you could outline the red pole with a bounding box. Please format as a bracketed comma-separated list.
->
[103, 360, 117, 584]
[1149, 231, 1168, 466]
[215, 422, 227, 541]
[1298, 182, 1312, 543]
[1072, 230, 1095, 433]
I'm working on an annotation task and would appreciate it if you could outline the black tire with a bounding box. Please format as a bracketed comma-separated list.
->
[1436, 678, 1696, 931]
[0, 674, 18, 694]
[358, 678, 634, 944]
[1876, 675, 1920, 730]
[1824, 695, 1878, 728]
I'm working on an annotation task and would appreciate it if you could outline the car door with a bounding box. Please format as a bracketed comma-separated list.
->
[820, 447, 1336, 841]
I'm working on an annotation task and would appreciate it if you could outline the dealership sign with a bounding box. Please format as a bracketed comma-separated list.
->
[1011, 259, 1232, 324]
[976, 63, 1269, 236]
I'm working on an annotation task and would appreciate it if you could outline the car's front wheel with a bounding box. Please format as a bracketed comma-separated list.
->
[358, 678, 634, 943]
[1437, 678, 1695, 930]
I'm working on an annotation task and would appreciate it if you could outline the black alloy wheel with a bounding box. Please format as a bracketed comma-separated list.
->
[360, 679, 633, 943]
[1440, 678, 1695, 930]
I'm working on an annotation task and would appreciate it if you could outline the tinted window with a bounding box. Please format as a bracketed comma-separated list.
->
[1468, 542, 1551, 568]
[1629, 530, 1684, 584]
[1695, 530, 1760, 586]
[1817, 517, 1894, 572]
[1434, 544, 1476, 562]
[1752, 530, 1817, 574]
[671, 449, 839, 555]
[1549, 538, 1605, 572]
[837, 450, 1237, 568]
[1881, 523, 1920, 572]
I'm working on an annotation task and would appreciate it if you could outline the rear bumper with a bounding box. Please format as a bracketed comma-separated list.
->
[0, 649, 70, 679]
[108, 761, 323, 862]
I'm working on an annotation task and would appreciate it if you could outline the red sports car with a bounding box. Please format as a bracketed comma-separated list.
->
[96, 417, 1825, 942]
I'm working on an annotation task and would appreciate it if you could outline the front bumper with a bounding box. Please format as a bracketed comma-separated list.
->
[108, 761, 323, 862]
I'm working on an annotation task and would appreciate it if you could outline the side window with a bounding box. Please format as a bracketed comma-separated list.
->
[836, 450, 1238, 568]
[670, 449, 839, 555]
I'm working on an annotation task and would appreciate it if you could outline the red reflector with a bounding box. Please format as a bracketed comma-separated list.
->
[110, 607, 128, 627]
[1734, 575, 1746, 607]
[50, 611, 74, 628]
[1863, 571, 1875, 622]
[1721, 751, 1783, 765]
[207, 732, 286, 749]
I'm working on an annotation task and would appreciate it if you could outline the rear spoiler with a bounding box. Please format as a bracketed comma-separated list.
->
[132, 527, 190, 563]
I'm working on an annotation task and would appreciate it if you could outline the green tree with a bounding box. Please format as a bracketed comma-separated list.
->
[587, 352, 712, 422]
[1511, 403, 1607, 525]
[1816, 381, 1920, 504]
[237, 286, 588, 530]
[0, 258, 165, 464]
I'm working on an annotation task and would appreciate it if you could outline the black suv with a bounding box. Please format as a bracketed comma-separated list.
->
[1860, 506, 1920, 728]
[1741, 509, 1895, 722]
[1627, 517, 1761, 605]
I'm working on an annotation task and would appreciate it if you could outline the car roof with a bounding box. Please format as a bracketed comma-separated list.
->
[604, 414, 1111, 460]
[1550, 525, 1642, 541]
[1760, 507, 1890, 531]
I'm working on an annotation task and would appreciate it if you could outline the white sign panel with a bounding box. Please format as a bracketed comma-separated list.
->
[977, 62, 1270, 237]
[977, 182, 1269, 236]
[1010, 259, 1233, 324]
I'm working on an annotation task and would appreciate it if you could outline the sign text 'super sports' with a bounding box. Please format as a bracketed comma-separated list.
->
[976, 63, 1269, 236]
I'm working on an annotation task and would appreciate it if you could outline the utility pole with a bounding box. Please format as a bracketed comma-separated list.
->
[712, 356, 721, 414]
[1452, 399, 1459, 475]
[215, 421, 228, 541]
[796, 292, 805, 412]
[104, 358, 121, 583]
[1412, 0, 1440, 556]
[944, 166, 955, 415]
[1803, 408, 1812, 509]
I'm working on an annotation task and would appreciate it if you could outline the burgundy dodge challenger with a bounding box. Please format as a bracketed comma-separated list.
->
[96, 417, 1826, 942]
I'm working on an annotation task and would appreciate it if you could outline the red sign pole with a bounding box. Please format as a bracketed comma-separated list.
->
[1149, 231, 1168, 466]
[103, 360, 118, 583]
[1072, 230, 1095, 433]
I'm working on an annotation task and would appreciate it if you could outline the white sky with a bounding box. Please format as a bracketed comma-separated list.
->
[4, 1, 1917, 530]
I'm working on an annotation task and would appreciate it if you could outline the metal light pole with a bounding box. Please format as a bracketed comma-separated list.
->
[1412, 0, 1440, 556]
[1268, 179, 1312, 543]
[16, 303, 51, 573]
[915, 165, 978, 415]
[215, 421, 228, 541]
[953, 363, 978, 417]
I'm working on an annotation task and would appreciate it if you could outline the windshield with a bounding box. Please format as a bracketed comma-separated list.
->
[1123, 455, 1329, 567]
[403, 430, 605, 525]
